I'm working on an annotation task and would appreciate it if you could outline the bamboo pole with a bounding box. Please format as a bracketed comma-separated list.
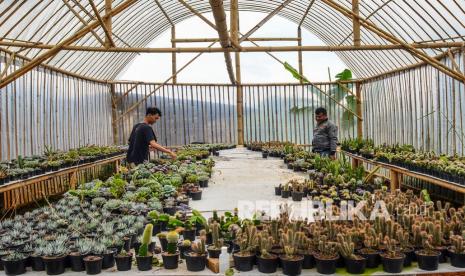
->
[239, 0, 295, 43]
[0, 52, 16, 80]
[298, 0, 316, 27]
[61, 0, 106, 47]
[172, 37, 301, 43]
[2, 41, 463, 53]
[321, 0, 465, 83]
[104, 0, 113, 48]
[171, 26, 177, 84]
[356, 82, 363, 138]
[209, 0, 236, 85]
[297, 27, 303, 84]
[89, 0, 116, 48]
[352, 0, 361, 47]
[0, 0, 137, 89]
[231, 0, 243, 145]
[109, 83, 119, 144]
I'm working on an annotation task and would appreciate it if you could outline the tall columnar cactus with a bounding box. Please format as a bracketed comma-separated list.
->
[281, 229, 304, 258]
[270, 220, 279, 245]
[451, 235, 465, 254]
[337, 233, 356, 259]
[209, 221, 224, 250]
[257, 232, 274, 258]
[383, 236, 398, 258]
[397, 229, 410, 250]
[138, 224, 153, 257]
[166, 231, 179, 254]
[192, 230, 206, 255]
[317, 235, 338, 258]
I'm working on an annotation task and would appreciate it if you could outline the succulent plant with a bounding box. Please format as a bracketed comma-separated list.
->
[138, 224, 153, 257]
[451, 234, 465, 254]
[281, 229, 304, 258]
[191, 230, 206, 256]
[2, 252, 26, 261]
[166, 231, 179, 254]
[317, 235, 338, 258]
[337, 233, 356, 259]
[181, 240, 191, 246]
[208, 221, 224, 250]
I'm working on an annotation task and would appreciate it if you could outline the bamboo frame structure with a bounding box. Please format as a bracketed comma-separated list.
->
[231, 0, 243, 145]
[89, 0, 116, 48]
[172, 37, 301, 43]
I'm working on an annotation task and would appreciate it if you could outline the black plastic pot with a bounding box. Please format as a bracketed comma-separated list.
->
[437, 246, 448, 263]
[415, 250, 440, 271]
[206, 232, 213, 245]
[199, 180, 209, 187]
[136, 255, 153, 271]
[262, 152, 268, 158]
[115, 255, 132, 271]
[302, 253, 315, 269]
[68, 253, 86, 272]
[291, 191, 304, 201]
[84, 256, 102, 275]
[134, 241, 156, 254]
[2, 257, 27, 275]
[162, 253, 179, 269]
[182, 229, 196, 242]
[315, 255, 338, 275]
[449, 250, 465, 268]
[158, 238, 168, 252]
[344, 256, 366, 274]
[380, 253, 405, 273]
[275, 186, 282, 196]
[257, 255, 278, 274]
[163, 206, 176, 215]
[280, 255, 304, 276]
[403, 248, 415, 267]
[178, 245, 191, 259]
[191, 190, 202, 200]
[358, 250, 380, 268]
[233, 253, 255, 271]
[185, 253, 207, 271]
[43, 255, 66, 275]
[31, 255, 45, 271]
[152, 223, 161, 236]
[208, 248, 221, 258]
[281, 190, 290, 198]
[102, 250, 115, 269]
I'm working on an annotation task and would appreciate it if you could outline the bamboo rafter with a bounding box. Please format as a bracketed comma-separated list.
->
[88, 0, 116, 48]
[172, 37, 301, 43]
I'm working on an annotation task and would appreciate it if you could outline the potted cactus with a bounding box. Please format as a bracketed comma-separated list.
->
[198, 174, 209, 188]
[397, 229, 414, 267]
[291, 182, 304, 201]
[279, 229, 305, 276]
[380, 236, 405, 273]
[449, 234, 465, 268]
[299, 235, 316, 269]
[190, 186, 202, 201]
[83, 255, 103, 275]
[314, 235, 339, 275]
[207, 222, 223, 258]
[256, 232, 278, 274]
[2, 252, 27, 275]
[156, 232, 168, 252]
[178, 239, 191, 259]
[185, 231, 208, 271]
[136, 224, 154, 271]
[337, 233, 366, 274]
[115, 249, 132, 271]
[162, 231, 180, 269]
[42, 241, 68, 275]
[358, 226, 381, 268]
[233, 225, 257, 272]
[182, 220, 196, 242]
[281, 183, 290, 198]
[415, 234, 440, 271]
[274, 184, 282, 196]
[68, 239, 92, 272]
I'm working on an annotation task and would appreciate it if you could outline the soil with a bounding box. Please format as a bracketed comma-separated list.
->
[84, 256, 102, 261]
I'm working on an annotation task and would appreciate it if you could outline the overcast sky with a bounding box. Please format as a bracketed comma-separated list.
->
[118, 11, 348, 83]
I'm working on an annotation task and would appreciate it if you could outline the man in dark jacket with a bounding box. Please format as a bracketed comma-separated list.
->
[312, 107, 338, 160]
[126, 107, 176, 165]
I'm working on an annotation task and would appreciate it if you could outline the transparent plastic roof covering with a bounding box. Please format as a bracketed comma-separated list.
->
[1, 0, 464, 80]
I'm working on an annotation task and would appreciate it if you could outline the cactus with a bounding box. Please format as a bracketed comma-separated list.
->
[257, 232, 274, 258]
[396, 229, 410, 251]
[383, 236, 399, 258]
[337, 233, 356, 259]
[166, 231, 179, 254]
[237, 225, 257, 254]
[317, 235, 338, 258]
[281, 229, 304, 258]
[209, 221, 224, 250]
[138, 224, 153, 257]
[191, 230, 206, 255]
[451, 235, 465, 254]
[182, 240, 192, 247]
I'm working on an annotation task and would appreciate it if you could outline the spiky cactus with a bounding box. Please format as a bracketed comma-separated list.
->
[281, 229, 304, 258]
[209, 221, 224, 250]
[191, 230, 206, 256]
[396, 229, 410, 251]
[383, 236, 399, 258]
[166, 231, 179, 254]
[317, 235, 338, 258]
[337, 233, 356, 259]
[257, 232, 274, 258]
[451, 235, 465, 254]
[138, 224, 153, 257]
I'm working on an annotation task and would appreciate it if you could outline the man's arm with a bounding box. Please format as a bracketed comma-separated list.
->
[328, 123, 338, 159]
[149, 140, 177, 160]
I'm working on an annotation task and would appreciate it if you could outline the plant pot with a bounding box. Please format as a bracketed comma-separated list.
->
[262, 152, 268, 158]
[101, 250, 115, 269]
[437, 246, 448, 263]
[158, 238, 168, 252]
[380, 253, 405, 273]
[185, 252, 207, 271]
[403, 247, 415, 267]
[358, 249, 380, 268]
[233, 252, 255, 271]
[2, 257, 27, 275]
[68, 253, 86, 272]
[415, 250, 440, 271]
[136, 255, 153, 271]
[208, 248, 221, 258]
[43, 255, 66, 275]
[280, 255, 304, 276]
[178, 245, 191, 259]
[115, 255, 132, 271]
[134, 241, 156, 255]
[31, 255, 45, 271]
[191, 190, 202, 200]
[302, 253, 315, 269]
[314, 254, 338, 275]
[199, 180, 209, 188]
[84, 256, 102, 275]
[257, 255, 278, 274]
[291, 191, 304, 201]
[182, 229, 196, 242]
[449, 249, 465, 268]
[163, 206, 176, 215]
[281, 190, 290, 198]
[152, 223, 161, 236]
[206, 232, 213, 245]
[344, 256, 366, 274]
[274, 186, 282, 196]
[162, 252, 179, 269]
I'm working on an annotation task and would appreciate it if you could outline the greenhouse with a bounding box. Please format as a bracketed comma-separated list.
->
[1, 0, 465, 275]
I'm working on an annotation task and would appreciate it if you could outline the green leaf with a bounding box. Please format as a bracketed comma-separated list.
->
[284, 62, 309, 83]
[335, 69, 352, 81]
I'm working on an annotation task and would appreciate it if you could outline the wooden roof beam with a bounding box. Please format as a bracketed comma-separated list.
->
[89, 0, 116, 48]
[172, 37, 301, 43]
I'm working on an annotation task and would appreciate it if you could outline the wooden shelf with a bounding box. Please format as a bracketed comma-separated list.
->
[342, 151, 465, 195]
[0, 154, 125, 210]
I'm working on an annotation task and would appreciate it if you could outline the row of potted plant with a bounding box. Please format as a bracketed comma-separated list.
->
[341, 138, 465, 185]
[0, 145, 126, 185]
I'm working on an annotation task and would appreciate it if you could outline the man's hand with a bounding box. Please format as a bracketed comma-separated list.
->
[149, 145, 156, 151]
[169, 152, 177, 160]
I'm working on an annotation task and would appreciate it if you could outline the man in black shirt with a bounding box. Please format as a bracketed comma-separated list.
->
[126, 107, 176, 165]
